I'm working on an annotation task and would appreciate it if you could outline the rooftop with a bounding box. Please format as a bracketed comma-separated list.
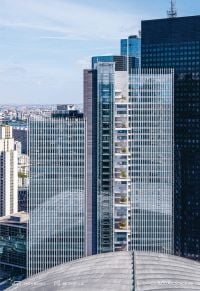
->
[7, 251, 200, 291]
[0, 212, 29, 226]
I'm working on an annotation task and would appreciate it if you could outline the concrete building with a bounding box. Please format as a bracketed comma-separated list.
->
[7, 251, 200, 291]
[0, 126, 18, 217]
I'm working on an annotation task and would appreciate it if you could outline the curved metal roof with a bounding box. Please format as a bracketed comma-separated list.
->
[7, 251, 200, 291]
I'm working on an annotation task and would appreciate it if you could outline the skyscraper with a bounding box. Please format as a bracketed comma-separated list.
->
[129, 69, 174, 254]
[28, 106, 86, 276]
[84, 62, 174, 254]
[141, 15, 200, 260]
[121, 35, 141, 66]
[92, 55, 138, 72]
[0, 126, 18, 217]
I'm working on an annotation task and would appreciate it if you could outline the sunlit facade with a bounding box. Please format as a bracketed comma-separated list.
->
[129, 69, 174, 254]
[28, 108, 86, 276]
[85, 63, 174, 255]
[0, 126, 18, 217]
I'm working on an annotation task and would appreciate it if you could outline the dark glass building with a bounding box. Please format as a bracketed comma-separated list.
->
[18, 188, 28, 212]
[0, 212, 28, 288]
[141, 15, 200, 260]
[13, 127, 27, 155]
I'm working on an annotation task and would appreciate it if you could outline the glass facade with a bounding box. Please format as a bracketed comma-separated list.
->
[129, 69, 174, 254]
[87, 62, 174, 255]
[0, 212, 27, 285]
[28, 112, 86, 276]
[92, 55, 138, 72]
[141, 16, 200, 260]
[121, 35, 141, 67]
[97, 63, 115, 253]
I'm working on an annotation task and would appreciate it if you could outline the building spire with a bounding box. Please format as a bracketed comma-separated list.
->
[167, 0, 177, 18]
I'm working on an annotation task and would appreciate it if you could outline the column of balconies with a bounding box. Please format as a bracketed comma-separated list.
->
[113, 93, 131, 252]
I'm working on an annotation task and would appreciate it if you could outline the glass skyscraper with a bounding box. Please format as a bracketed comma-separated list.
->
[92, 55, 138, 72]
[129, 69, 174, 253]
[28, 107, 86, 276]
[141, 15, 200, 260]
[84, 62, 174, 254]
[121, 35, 141, 67]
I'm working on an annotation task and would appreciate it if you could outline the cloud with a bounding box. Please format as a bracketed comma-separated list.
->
[0, 0, 140, 40]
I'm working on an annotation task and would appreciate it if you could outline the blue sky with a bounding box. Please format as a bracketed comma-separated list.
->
[0, 0, 199, 104]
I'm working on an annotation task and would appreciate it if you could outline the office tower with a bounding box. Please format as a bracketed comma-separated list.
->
[84, 63, 174, 254]
[18, 153, 29, 212]
[18, 154, 29, 188]
[18, 188, 28, 212]
[92, 55, 138, 72]
[129, 69, 174, 253]
[141, 15, 200, 260]
[0, 126, 18, 217]
[13, 127, 28, 155]
[85, 55, 138, 255]
[121, 35, 141, 66]
[84, 69, 98, 256]
[28, 106, 86, 276]
[0, 212, 28, 282]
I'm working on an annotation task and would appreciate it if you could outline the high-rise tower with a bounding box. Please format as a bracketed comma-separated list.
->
[28, 106, 86, 275]
[84, 62, 174, 255]
[141, 15, 200, 260]
[0, 126, 18, 217]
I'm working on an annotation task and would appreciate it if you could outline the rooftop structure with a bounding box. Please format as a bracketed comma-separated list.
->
[167, 0, 177, 18]
[7, 251, 200, 291]
[0, 212, 28, 226]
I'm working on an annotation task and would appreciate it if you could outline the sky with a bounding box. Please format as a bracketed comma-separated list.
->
[0, 0, 200, 104]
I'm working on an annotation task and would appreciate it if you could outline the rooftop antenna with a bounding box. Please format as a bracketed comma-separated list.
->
[167, 0, 177, 18]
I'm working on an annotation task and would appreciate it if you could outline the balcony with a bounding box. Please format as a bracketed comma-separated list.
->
[115, 122, 128, 129]
[115, 147, 129, 155]
[115, 220, 127, 231]
[115, 95, 127, 104]
[115, 169, 128, 180]
[115, 196, 128, 205]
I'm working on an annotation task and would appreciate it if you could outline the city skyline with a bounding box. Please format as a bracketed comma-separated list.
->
[0, 2, 200, 289]
[0, 0, 200, 104]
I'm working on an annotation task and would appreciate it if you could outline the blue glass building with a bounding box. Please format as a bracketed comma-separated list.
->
[121, 35, 141, 67]
[92, 55, 138, 72]
[141, 15, 200, 260]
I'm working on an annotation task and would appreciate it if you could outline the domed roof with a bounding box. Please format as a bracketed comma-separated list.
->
[7, 251, 200, 291]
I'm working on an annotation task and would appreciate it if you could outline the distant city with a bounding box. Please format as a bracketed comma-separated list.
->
[0, 1, 200, 291]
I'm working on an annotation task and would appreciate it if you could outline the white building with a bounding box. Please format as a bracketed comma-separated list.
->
[0, 126, 18, 217]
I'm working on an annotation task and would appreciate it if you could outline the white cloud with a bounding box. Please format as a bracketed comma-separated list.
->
[0, 0, 140, 40]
